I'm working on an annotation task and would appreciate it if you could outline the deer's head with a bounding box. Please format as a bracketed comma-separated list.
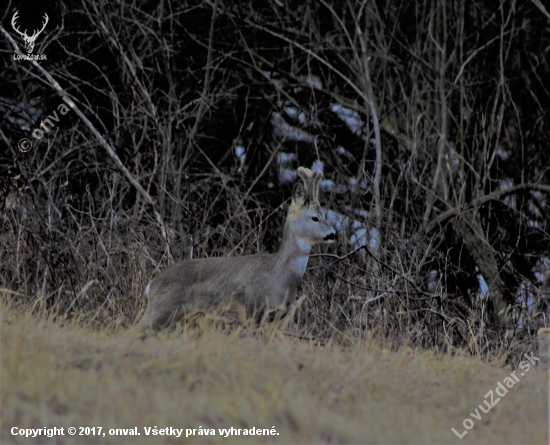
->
[12, 11, 49, 54]
[287, 167, 337, 246]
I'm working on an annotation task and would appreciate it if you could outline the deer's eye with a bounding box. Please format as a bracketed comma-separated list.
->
[312, 216, 320, 222]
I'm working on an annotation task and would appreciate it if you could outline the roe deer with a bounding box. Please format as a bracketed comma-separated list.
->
[138, 167, 336, 331]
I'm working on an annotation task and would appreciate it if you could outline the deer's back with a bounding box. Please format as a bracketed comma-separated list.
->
[147, 253, 288, 317]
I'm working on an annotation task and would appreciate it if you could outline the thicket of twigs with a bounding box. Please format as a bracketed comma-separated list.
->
[1, 0, 549, 366]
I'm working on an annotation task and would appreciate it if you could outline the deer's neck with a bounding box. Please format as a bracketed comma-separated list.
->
[275, 221, 312, 279]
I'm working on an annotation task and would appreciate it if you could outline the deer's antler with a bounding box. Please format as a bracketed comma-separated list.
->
[11, 11, 26, 38]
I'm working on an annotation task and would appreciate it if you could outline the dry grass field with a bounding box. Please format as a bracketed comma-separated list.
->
[1, 302, 547, 445]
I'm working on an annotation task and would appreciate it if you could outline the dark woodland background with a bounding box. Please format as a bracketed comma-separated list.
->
[1, 0, 549, 365]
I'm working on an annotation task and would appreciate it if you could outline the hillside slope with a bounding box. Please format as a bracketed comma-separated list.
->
[1, 307, 547, 444]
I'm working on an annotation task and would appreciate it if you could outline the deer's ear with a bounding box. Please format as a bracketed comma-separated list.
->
[291, 182, 308, 208]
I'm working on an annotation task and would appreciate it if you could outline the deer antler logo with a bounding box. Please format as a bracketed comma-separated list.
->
[11, 11, 49, 54]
